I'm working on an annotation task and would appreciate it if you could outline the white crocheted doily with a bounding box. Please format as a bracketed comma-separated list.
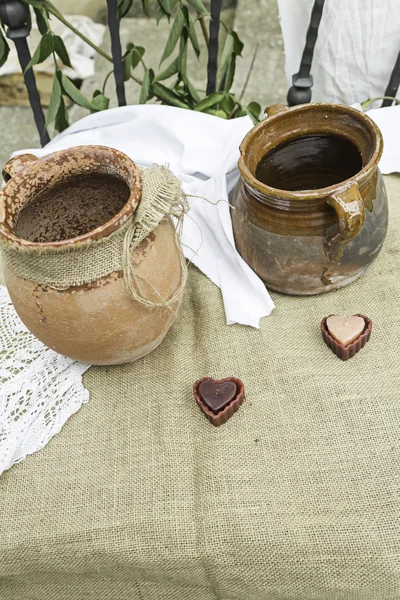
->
[0, 286, 90, 475]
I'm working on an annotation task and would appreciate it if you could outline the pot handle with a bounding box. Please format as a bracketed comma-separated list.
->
[326, 182, 365, 244]
[264, 104, 288, 117]
[2, 154, 37, 183]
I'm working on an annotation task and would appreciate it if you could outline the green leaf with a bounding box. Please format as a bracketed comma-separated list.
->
[0, 28, 10, 69]
[177, 32, 199, 104]
[218, 31, 243, 85]
[231, 31, 244, 56]
[91, 90, 109, 112]
[54, 97, 69, 132]
[22, 0, 44, 8]
[117, 0, 133, 19]
[123, 53, 131, 81]
[220, 93, 235, 114]
[153, 82, 190, 109]
[236, 108, 247, 118]
[186, 0, 209, 14]
[141, 0, 150, 17]
[194, 91, 225, 112]
[45, 70, 62, 127]
[241, 106, 258, 124]
[157, 0, 171, 15]
[185, 78, 200, 103]
[139, 68, 154, 103]
[34, 8, 48, 34]
[53, 35, 73, 68]
[247, 101, 261, 120]
[131, 46, 145, 68]
[218, 32, 234, 74]
[159, 6, 185, 64]
[60, 72, 97, 110]
[123, 45, 145, 80]
[156, 7, 166, 25]
[214, 109, 228, 119]
[223, 54, 236, 92]
[25, 32, 53, 71]
[178, 32, 188, 82]
[182, 6, 200, 58]
[154, 56, 179, 81]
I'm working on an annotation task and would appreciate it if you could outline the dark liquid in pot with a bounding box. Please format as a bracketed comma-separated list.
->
[15, 173, 131, 243]
[255, 134, 363, 191]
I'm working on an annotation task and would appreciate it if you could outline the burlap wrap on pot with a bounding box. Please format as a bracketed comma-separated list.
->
[1, 175, 400, 600]
[0, 166, 187, 307]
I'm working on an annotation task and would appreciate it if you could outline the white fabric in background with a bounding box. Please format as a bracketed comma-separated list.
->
[363, 105, 400, 174]
[277, 0, 400, 105]
[17, 104, 275, 328]
[0, 286, 90, 476]
[0, 16, 106, 80]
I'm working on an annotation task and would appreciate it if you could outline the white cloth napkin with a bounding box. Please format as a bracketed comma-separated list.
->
[361, 105, 400, 175]
[17, 104, 275, 328]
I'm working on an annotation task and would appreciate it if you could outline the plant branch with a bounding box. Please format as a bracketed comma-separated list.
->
[239, 43, 258, 101]
[30, 0, 250, 115]
[197, 12, 209, 45]
[44, 1, 111, 62]
[102, 69, 114, 94]
[226, 45, 259, 119]
[227, 99, 240, 119]
[361, 96, 400, 110]
[43, 0, 142, 85]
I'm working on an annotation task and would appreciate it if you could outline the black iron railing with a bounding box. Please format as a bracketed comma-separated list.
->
[0, 0, 50, 145]
[206, 0, 222, 95]
[106, 0, 126, 107]
[1, 0, 399, 148]
[382, 51, 400, 107]
[0, 0, 128, 147]
[287, 0, 325, 106]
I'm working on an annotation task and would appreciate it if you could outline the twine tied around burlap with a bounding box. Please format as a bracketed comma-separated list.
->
[0, 166, 188, 309]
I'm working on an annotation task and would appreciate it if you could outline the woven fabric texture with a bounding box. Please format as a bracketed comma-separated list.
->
[0, 175, 400, 600]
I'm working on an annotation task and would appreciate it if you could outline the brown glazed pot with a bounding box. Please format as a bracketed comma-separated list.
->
[231, 103, 388, 295]
[0, 146, 184, 365]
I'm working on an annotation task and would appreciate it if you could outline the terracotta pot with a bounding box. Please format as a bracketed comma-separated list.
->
[0, 146, 184, 365]
[231, 103, 388, 295]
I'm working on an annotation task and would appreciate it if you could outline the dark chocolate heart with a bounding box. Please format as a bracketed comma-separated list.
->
[198, 379, 238, 414]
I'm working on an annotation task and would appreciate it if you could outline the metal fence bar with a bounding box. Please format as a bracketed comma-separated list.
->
[0, 0, 50, 146]
[107, 0, 126, 107]
[206, 0, 222, 95]
[287, 0, 325, 106]
[382, 51, 400, 107]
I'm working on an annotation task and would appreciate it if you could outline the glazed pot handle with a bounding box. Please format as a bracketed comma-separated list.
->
[326, 182, 365, 244]
[264, 104, 288, 117]
[2, 154, 37, 183]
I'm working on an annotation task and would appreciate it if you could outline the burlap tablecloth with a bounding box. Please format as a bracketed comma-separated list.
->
[1, 175, 400, 600]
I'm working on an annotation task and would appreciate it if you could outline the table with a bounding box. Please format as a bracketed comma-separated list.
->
[1, 175, 400, 600]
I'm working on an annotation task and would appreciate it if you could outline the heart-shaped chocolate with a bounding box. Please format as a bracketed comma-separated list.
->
[321, 314, 372, 360]
[326, 315, 365, 347]
[198, 379, 238, 414]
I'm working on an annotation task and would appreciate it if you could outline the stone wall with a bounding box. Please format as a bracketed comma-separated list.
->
[52, 0, 236, 23]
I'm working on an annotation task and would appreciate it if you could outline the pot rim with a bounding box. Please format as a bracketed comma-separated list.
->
[238, 103, 384, 200]
[0, 145, 141, 249]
